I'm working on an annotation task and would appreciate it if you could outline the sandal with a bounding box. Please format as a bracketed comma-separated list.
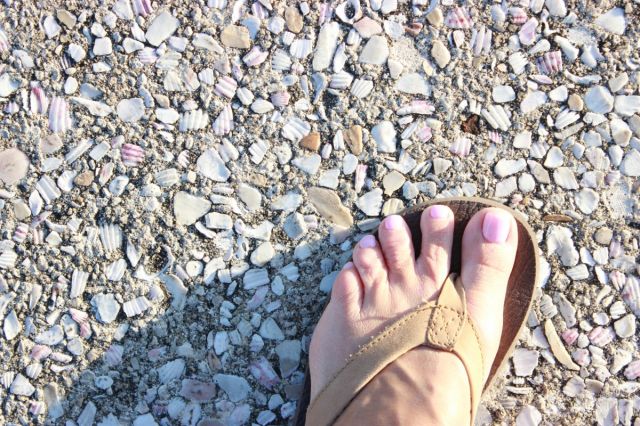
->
[293, 197, 540, 426]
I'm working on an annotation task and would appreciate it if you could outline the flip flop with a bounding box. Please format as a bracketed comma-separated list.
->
[293, 197, 540, 426]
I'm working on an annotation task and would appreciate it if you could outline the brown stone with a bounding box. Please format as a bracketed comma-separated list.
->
[300, 132, 320, 151]
[220, 25, 251, 49]
[74, 170, 94, 187]
[344, 125, 363, 155]
[307, 187, 353, 227]
[285, 6, 304, 33]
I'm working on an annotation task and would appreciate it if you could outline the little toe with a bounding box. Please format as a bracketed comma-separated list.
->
[377, 215, 417, 286]
[352, 235, 389, 298]
[416, 205, 455, 297]
[329, 262, 364, 314]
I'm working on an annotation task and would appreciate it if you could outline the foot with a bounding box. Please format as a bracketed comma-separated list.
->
[308, 205, 518, 424]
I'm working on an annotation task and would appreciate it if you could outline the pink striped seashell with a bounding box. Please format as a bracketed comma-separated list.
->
[609, 270, 626, 290]
[212, 104, 234, 135]
[518, 18, 538, 46]
[12, 223, 28, 243]
[354, 165, 367, 193]
[622, 275, 640, 316]
[137, 47, 158, 64]
[450, 137, 471, 157]
[4, 102, 19, 114]
[132, 0, 153, 17]
[417, 125, 433, 142]
[48, 96, 71, 133]
[79, 321, 91, 339]
[509, 7, 528, 24]
[29, 401, 45, 416]
[624, 360, 640, 380]
[104, 344, 124, 366]
[0, 28, 8, 52]
[572, 348, 590, 366]
[251, 2, 269, 19]
[397, 100, 435, 116]
[215, 76, 237, 99]
[588, 326, 615, 346]
[121, 144, 145, 167]
[30, 84, 49, 114]
[31, 344, 52, 361]
[69, 308, 89, 324]
[488, 130, 502, 144]
[536, 51, 563, 74]
[318, 2, 333, 24]
[445, 6, 473, 29]
[243, 47, 269, 67]
[561, 328, 578, 345]
[270, 91, 291, 107]
[249, 356, 280, 390]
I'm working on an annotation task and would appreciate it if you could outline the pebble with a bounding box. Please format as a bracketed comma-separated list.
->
[595, 7, 626, 35]
[214, 374, 250, 402]
[359, 36, 389, 65]
[307, 187, 353, 228]
[371, 121, 396, 152]
[173, 192, 211, 226]
[492, 85, 516, 103]
[285, 6, 304, 33]
[620, 150, 640, 176]
[300, 132, 321, 151]
[93, 37, 112, 56]
[584, 86, 613, 113]
[344, 125, 363, 155]
[594, 228, 613, 245]
[221, 25, 251, 49]
[431, 40, 450, 68]
[145, 11, 180, 46]
[116, 98, 145, 122]
[567, 94, 583, 111]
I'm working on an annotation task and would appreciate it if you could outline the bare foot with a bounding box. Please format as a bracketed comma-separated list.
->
[308, 206, 518, 424]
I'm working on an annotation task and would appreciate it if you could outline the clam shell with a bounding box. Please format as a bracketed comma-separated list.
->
[36, 175, 61, 204]
[213, 104, 234, 135]
[243, 46, 269, 66]
[282, 117, 311, 142]
[70, 269, 89, 298]
[137, 47, 158, 64]
[350, 79, 373, 98]
[0, 28, 8, 52]
[30, 84, 49, 114]
[624, 360, 640, 380]
[251, 99, 275, 114]
[10, 374, 35, 396]
[155, 168, 179, 187]
[158, 358, 185, 383]
[179, 109, 209, 132]
[518, 18, 538, 46]
[1, 372, 15, 388]
[106, 258, 126, 281]
[99, 223, 122, 254]
[123, 296, 152, 317]
[271, 49, 291, 71]
[3, 310, 20, 339]
[481, 105, 511, 131]
[588, 326, 615, 346]
[417, 125, 433, 142]
[622, 275, 640, 316]
[198, 68, 215, 85]
[25, 363, 42, 379]
[445, 6, 473, 29]
[12, 223, 28, 243]
[270, 91, 290, 107]
[197, 148, 231, 181]
[132, 0, 152, 16]
[354, 164, 367, 193]
[289, 39, 313, 59]
[236, 87, 254, 105]
[104, 344, 124, 366]
[397, 100, 434, 116]
[330, 71, 353, 89]
[66, 139, 92, 164]
[217, 139, 240, 162]
[49, 96, 71, 133]
[537, 51, 563, 74]
[121, 143, 145, 166]
[509, 52, 528, 75]
[215, 76, 237, 99]
[249, 140, 269, 164]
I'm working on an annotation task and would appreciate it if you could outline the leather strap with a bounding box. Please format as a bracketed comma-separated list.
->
[306, 274, 485, 426]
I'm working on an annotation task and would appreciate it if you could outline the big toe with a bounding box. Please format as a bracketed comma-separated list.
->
[461, 207, 518, 358]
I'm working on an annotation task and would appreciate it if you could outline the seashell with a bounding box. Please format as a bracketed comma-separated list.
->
[4, 102, 18, 114]
[107, 175, 128, 197]
[270, 91, 290, 107]
[77, 402, 97, 426]
[179, 109, 209, 132]
[215, 76, 237, 99]
[235, 87, 254, 106]
[30, 84, 49, 114]
[445, 6, 473, 29]
[509, 52, 528, 75]
[397, 100, 435, 116]
[614, 95, 640, 117]
[536, 51, 562, 74]
[158, 358, 185, 384]
[333, 43, 347, 72]
[197, 148, 231, 181]
[99, 223, 122, 254]
[25, 363, 42, 379]
[132, 0, 152, 16]
[346, 28, 362, 46]
[213, 104, 234, 135]
[470, 25, 492, 56]
[509, 7, 528, 24]
[488, 131, 502, 145]
[401, 121, 419, 140]
[518, 18, 538, 46]
[3, 310, 21, 339]
[0, 28, 8, 52]
[106, 258, 126, 281]
[481, 105, 511, 131]
[12, 223, 28, 243]
[43, 383, 64, 419]
[119, 144, 144, 167]
[217, 139, 240, 162]
[104, 344, 124, 366]
[243, 46, 269, 67]
[330, 71, 353, 89]
[249, 139, 269, 164]
[335, 0, 362, 24]
[622, 276, 640, 316]
[249, 357, 280, 390]
[1, 372, 15, 389]
[354, 165, 367, 193]
[520, 90, 547, 114]
[69, 308, 89, 325]
[137, 47, 158, 64]
[588, 326, 615, 346]
[251, 99, 275, 114]
[49, 96, 71, 133]
[416, 125, 432, 142]
[198, 68, 215, 86]
[625, 360, 640, 380]
[289, 39, 313, 59]
[451, 30, 465, 48]
[561, 328, 578, 345]
[155, 168, 179, 187]
[554, 109, 580, 130]
[350, 79, 373, 98]
[70, 269, 89, 298]
[36, 175, 61, 204]
[282, 117, 311, 142]
[123, 296, 152, 317]
[271, 50, 291, 72]
[10, 374, 35, 396]
[512, 348, 539, 376]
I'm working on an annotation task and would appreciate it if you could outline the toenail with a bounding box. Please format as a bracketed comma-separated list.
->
[482, 210, 511, 243]
[384, 215, 404, 230]
[359, 235, 377, 248]
[343, 261, 354, 269]
[429, 205, 450, 219]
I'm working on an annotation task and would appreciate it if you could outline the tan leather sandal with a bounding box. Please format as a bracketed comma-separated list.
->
[293, 197, 540, 426]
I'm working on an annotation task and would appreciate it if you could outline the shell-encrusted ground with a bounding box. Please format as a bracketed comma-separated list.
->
[0, 0, 639, 424]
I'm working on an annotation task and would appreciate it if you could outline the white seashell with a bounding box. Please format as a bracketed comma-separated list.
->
[588, 326, 615, 346]
[197, 148, 231, 181]
[158, 358, 185, 383]
[215, 76, 237, 99]
[163, 70, 183, 91]
[161, 273, 188, 309]
[137, 47, 158, 64]
[213, 104, 234, 135]
[528, 39, 550, 56]
[198, 68, 215, 85]
[65, 139, 92, 164]
[43, 383, 64, 419]
[397, 101, 435, 116]
[270, 91, 290, 107]
[445, 6, 473, 29]
[330, 71, 353, 89]
[267, 16, 285, 34]
[350, 79, 374, 98]
[155, 168, 180, 187]
[595, 7, 626, 35]
[104, 344, 124, 366]
[614, 95, 640, 116]
[249, 140, 269, 164]
[518, 18, 538, 46]
[481, 105, 511, 131]
[132, 0, 152, 16]
[625, 360, 640, 380]
[43, 15, 61, 38]
[29, 191, 43, 216]
[282, 117, 311, 142]
[25, 363, 42, 379]
[354, 165, 367, 193]
[106, 259, 126, 281]
[553, 36, 578, 62]
[251, 99, 275, 114]
[77, 402, 97, 426]
[49, 96, 71, 133]
[554, 109, 580, 129]
[70, 269, 89, 298]
[0, 28, 8, 52]
[179, 109, 210, 133]
[622, 276, 640, 316]
[121, 144, 145, 166]
[509, 52, 528, 75]
[512, 348, 539, 376]
[30, 84, 49, 114]
[289, 39, 313, 59]
[417, 125, 433, 142]
[470, 25, 492, 56]
[536, 51, 562, 74]
[1, 372, 15, 389]
[123, 296, 152, 317]
[36, 175, 61, 204]
[449, 137, 472, 157]
[10, 374, 35, 396]
[99, 223, 122, 254]
[235, 87, 254, 106]
[3, 310, 21, 339]
[492, 85, 516, 103]
[346, 28, 361, 46]
[92, 293, 121, 323]
[530, 74, 553, 85]
[584, 86, 613, 114]
[108, 175, 129, 196]
[217, 139, 240, 162]
[243, 46, 269, 66]
[356, 188, 383, 216]
[271, 50, 291, 72]
[520, 91, 547, 114]
[335, 0, 362, 24]
[333, 43, 347, 72]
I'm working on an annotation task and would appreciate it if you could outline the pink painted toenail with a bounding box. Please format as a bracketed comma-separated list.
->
[343, 261, 354, 269]
[429, 205, 450, 219]
[384, 215, 403, 230]
[359, 235, 377, 248]
[482, 211, 510, 243]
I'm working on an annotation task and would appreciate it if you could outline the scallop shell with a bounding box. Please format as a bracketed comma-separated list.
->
[70, 269, 89, 298]
[158, 358, 185, 384]
[350, 79, 373, 98]
[198, 68, 215, 85]
[179, 109, 209, 132]
[25, 363, 42, 379]
[271, 50, 291, 72]
[30, 84, 49, 114]
[36, 175, 61, 204]
[518, 18, 538, 46]
[588, 326, 615, 346]
[488, 131, 502, 144]
[249, 139, 269, 164]
[236, 87, 254, 106]
[163, 70, 183, 91]
[397, 100, 435, 116]
[561, 328, 578, 345]
[132, 0, 152, 16]
[104, 344, 124, 366]
[509, 7, 527, 24]
[537, 51, 563, 74]
[123, 296, 152, 317]
[481, 105, 511, 131]
[470, 25, 492, 56]
[251, 99, 274, 114]
[137, 47, 158, 64]
[106, 258, 127, 281]
[450, 137, 472, 157]
[445, 6, 473, 29]
[289, 39, 313, 59]
[213, 104, 234, 135]
[282, 117, 311, 142]
[243, 46, 269, 67]
[69, 307, 89, 324]
[270, 91, 290, 107]
[30, 344, 52, 361]
[155, 168, 179, 187]
[120, 143, 145, 167]
[215, 76, 237, 99]
[12, 223, 28, 243]
[330, 71, 353, 89]
[622, 275, 640, 316]
[99, 223, 122, 254]
[251, 2, 268, 19]
[1, 371, 15, 389]
[49, 96, 71, 133]
[554, 109, 579, 130]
